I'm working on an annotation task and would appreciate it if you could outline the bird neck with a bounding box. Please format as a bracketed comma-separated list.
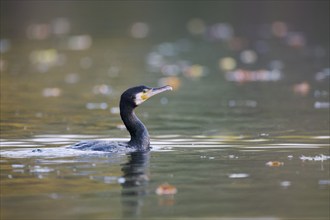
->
[120, 102, 150, 150]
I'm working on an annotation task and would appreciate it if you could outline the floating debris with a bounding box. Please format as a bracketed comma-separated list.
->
[293, 81, 310, 96]
[42, 88, 61, 97]
[300, 154, 330, 161]
[228, 155, 239, 159]
[259, 133, 269, 137]
[280, 181, 291, 188]
[228, 173, 249, 179]
[156, 183, 177, 195]
[266, 161, 284, 167]
[200, 156, 215, 160]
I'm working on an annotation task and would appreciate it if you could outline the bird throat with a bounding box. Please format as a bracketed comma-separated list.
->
[119, 104, 150, 150]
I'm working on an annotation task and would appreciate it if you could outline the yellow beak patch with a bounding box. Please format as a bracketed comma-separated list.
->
[134, 86, 172, 106]
[135, 90, 151, 105]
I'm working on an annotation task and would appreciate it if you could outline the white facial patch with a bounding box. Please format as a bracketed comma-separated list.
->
[134, 92, 148, 105]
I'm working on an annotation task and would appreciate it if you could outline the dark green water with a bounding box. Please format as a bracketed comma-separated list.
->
[1, 33, 329, 220]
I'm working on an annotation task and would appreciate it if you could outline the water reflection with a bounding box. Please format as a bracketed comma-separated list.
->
[120, 152, 150, 217]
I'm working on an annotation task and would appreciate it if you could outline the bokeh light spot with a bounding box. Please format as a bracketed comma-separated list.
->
[286, 32, 306, 48]
[68, 35, 92, 50]
[184, 64, 207, 79]
[240, 50, 258, 64]
[52, 18, 71, 35]
[187, 18, 206, 35]
[158, 76, 181, 90]
[0, 39, 11, 53]
[210, 23, 234, 41]
[219, 57, 237, 71]
[271, 21, 288, 38]
[131, 22, 149, 39]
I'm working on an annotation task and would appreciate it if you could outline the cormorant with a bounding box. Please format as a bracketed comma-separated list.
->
[69, 85, 172, 152]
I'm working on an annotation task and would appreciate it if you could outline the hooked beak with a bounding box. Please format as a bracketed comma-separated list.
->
[136, 85, 172, 106]
[148, 85, 173, 97]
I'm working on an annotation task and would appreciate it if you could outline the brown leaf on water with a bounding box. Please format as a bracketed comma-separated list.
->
[265, 161, 284, 167]
[155, 183, 177, 195]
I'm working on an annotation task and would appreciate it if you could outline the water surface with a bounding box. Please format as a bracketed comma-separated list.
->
[1, 29, 329, 219]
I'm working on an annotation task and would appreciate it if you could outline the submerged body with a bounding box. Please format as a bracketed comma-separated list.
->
[69, 85, 172, 152]
[70, 140, 138, 153]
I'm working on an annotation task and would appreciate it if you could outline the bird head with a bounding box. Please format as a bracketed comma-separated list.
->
[121, 85, 172, 107]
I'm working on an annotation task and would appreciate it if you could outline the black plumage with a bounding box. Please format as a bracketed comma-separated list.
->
[69, 85, 172, 152]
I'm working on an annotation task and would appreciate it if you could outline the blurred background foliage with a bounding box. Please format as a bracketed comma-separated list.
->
[1, 1, 329, 41]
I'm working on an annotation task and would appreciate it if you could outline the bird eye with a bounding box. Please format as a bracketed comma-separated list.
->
[143, 89, 148, 93]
